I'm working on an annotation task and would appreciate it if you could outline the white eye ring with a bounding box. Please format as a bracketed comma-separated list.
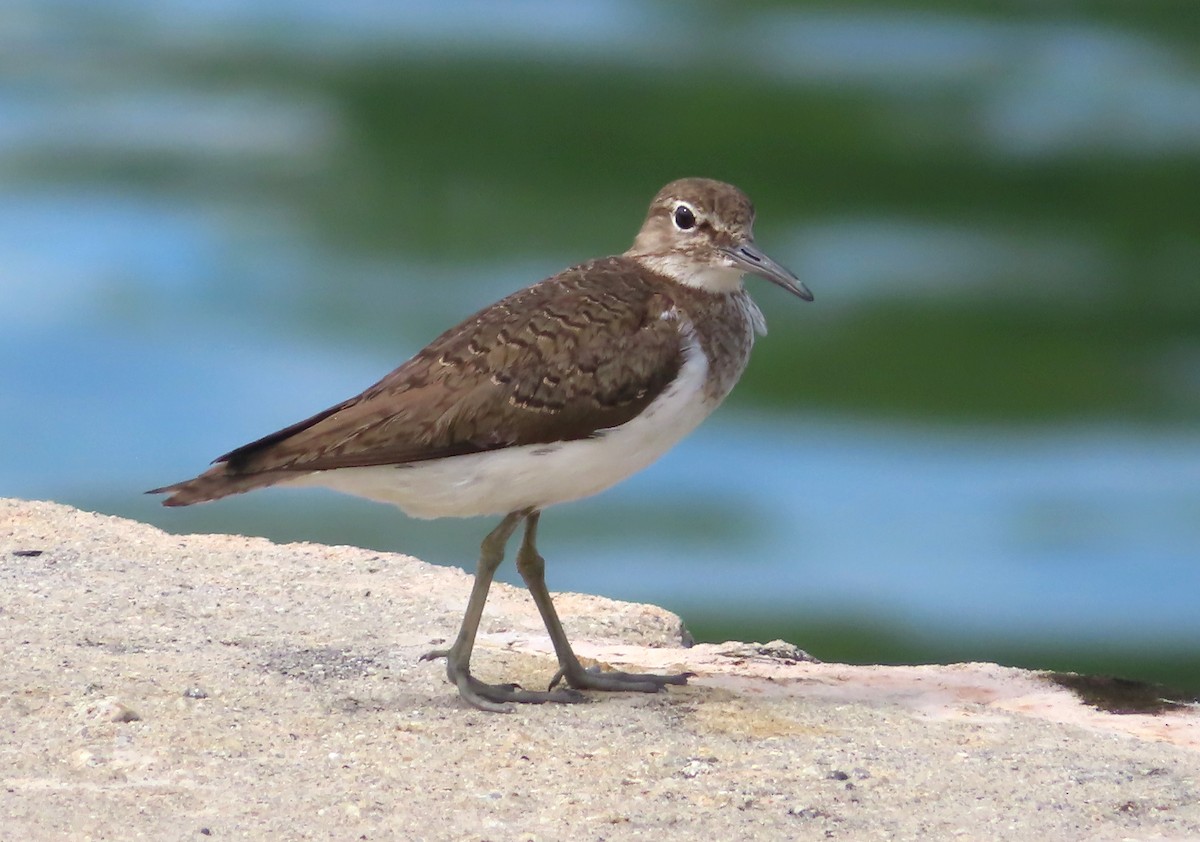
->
[672, 203, 697, 231]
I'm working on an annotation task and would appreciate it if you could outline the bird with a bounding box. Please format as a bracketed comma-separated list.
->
[150, 177, 813, 711]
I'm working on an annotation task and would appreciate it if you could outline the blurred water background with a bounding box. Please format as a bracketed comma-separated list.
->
[3, 1, 1198, 691]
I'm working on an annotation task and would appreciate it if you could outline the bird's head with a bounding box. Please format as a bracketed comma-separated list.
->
[627, 177, 813, 301]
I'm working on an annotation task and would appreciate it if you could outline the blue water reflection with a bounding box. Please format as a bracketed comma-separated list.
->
[601, 416, 1200, 646]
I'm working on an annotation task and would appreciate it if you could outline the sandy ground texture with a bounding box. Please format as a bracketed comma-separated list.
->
[3, 498, 1199, 842]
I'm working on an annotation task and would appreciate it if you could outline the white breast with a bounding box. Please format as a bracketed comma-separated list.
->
[284, 330, 719, 519]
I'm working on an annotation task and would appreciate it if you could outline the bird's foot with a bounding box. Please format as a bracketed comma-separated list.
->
[549, 662, 693, 694]
[420, 648, 586, 713]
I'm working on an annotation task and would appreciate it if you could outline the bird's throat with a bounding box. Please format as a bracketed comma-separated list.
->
[631, 253, 746, 294]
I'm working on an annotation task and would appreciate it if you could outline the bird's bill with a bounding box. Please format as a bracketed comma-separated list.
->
[722, 243, 813, 302]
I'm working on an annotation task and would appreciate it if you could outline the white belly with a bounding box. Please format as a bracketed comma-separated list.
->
[283, 336, 720, 519]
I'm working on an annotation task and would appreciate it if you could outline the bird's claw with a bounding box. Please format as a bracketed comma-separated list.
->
[549, 662, 692, 694]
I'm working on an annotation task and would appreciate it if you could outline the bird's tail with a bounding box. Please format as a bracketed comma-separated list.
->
[147, 464, 292, 507]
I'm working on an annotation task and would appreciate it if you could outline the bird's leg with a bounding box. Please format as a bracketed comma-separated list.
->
[421, 509, 584, 712]
[515, 511, 691, 694]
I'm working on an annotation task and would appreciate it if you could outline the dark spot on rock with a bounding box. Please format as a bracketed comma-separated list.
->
[111, 703, 141, 723]
[788, 806, 836, 821]
[12, 549, 43, 557]
[266, 646, 383, 683]
[1046, 672, 1198, 715]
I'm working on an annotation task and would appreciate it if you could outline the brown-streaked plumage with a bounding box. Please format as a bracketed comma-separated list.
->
[150, 177, 812, 711]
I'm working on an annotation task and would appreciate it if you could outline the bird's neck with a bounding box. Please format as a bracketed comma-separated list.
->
[627, 252, 746, 295]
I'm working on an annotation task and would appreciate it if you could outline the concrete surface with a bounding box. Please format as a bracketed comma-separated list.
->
[2, 498, 1198, 841]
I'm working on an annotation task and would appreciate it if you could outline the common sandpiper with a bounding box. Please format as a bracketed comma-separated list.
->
[151, 177, 813, 711]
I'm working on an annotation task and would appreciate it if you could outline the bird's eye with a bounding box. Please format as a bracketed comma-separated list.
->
[673, 204, 697, 231]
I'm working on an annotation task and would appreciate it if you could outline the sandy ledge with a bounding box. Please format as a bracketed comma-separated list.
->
[2, 498, 1198, 841]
